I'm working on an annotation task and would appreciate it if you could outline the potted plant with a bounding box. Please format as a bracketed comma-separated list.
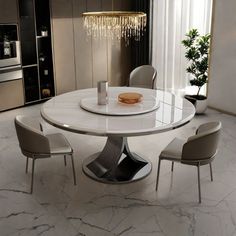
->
[182, 29, 211, 114]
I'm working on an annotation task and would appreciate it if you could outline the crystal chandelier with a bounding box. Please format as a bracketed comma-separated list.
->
[82, 11, 147, 43]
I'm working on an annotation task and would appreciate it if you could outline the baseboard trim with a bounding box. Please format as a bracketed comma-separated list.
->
[208, 106, 236, 117]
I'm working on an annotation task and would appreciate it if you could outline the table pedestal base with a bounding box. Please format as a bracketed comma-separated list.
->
[82, 136, 152, 184]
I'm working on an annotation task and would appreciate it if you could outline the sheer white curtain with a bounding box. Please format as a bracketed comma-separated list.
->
[152, 0, 213, 95]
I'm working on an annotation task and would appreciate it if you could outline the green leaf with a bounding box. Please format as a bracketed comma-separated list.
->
[185, 29, 199, 39]
[182, 28, 210, 94]
[182, 39, 192, 47]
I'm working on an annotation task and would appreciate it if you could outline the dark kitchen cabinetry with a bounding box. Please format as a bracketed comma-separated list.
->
[37, 37, 54, 99]
[23, 66, 39, 102]
[18, 0, 55, 103]
[0, 0, 18, 23]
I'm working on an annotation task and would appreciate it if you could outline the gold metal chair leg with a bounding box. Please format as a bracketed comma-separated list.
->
[30, 158, 36, 194]
[156, 159, 161, 191]
[197, 163, 201, 203]
[209, 163, 213, 181]
[70, 154, 76, 185]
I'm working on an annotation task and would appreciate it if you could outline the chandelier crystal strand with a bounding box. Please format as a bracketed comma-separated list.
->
[82, 12, 147, 44]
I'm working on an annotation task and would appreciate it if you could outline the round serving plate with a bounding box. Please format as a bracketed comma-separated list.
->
[80, 96, 160, 116]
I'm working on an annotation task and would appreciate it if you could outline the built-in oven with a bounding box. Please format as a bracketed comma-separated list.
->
[0, 24, 22, 83]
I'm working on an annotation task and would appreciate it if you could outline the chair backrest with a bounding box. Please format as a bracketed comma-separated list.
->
[129, 65, 157, 89]
[14, 115, 50, 157]
[182, 121, 221, 161]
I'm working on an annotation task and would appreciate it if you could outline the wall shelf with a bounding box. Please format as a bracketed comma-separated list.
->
[36, 36, 49, 39]
[19, 0, 55, 103]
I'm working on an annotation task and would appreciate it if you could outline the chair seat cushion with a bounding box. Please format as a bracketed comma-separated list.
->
[160, 138, 185, 161]
[46, 133, 72, 154]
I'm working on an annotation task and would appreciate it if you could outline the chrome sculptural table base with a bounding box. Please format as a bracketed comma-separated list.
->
[82, 136, 152, 184]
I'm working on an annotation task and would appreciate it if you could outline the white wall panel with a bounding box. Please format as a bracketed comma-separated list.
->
[208, 0, 236, 114]
[107, 0, 132, 86]
[72, 0, 93, 89]
[51, 0, 132, 92]
[88, 0, 108, 87]
[51, 0, 76, 94]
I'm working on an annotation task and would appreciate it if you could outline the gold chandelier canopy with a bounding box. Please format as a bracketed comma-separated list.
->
[82, 11, 147, 43]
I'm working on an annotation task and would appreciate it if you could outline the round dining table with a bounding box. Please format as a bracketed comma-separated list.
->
[41, 87, 195, 184]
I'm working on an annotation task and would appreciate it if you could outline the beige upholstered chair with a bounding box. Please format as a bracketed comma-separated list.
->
[156, 121, 221, 203]
[14, 115, 76, 193]
[129, 65, 157, 89]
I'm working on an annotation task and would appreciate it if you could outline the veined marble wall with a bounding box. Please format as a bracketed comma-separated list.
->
[51, 0, 132, 95]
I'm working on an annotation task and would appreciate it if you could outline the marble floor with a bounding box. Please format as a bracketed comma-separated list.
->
[0, 104, 236, 236]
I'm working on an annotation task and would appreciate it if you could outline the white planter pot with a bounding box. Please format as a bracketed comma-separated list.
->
[195, 98, 207, 114]
[185, 95, 207, 115]
[41, 31, 48, 37]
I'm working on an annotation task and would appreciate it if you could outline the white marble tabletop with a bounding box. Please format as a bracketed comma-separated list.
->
[41, 87, 195, 137]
